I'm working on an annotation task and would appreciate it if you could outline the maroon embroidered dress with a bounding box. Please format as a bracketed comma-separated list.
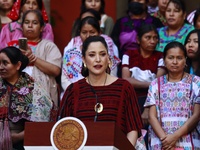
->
[61, 78, 143, 135]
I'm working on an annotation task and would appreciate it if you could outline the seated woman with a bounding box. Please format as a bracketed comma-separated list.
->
[0, 0, 16, 27]
[7, 9, 62, 108]
[122, 23, 166, 128]
[156, 0, 194, 52]
[185, 29, 200, 76]
[60, 36, 143, 147]
[61, 16, 120, 91]
[0, 0, 54, 50]
[145, 41, 200, 149]
[0, 46, 53, 150]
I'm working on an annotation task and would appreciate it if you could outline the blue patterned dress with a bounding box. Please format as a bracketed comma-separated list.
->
[144, 74, 200, 149]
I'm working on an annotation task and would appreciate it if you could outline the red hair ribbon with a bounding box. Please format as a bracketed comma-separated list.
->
[7, 0, 49, 23]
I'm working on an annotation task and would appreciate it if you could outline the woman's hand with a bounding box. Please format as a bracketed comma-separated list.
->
[20, 47, 37, 64]
[11, 131, 24, 144]
[161, 134, 178, 150]
[20, 46, 60, 76]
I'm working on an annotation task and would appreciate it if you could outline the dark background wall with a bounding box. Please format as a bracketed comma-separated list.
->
[116, 0, 200, 19]
[185, 0, 200, 13]
[50, 0, 116, 54]
[50, 0, 200, 53]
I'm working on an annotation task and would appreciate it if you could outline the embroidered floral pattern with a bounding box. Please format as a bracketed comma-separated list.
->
[145, 75, 200, 149]
[0, 73, 53, 122]
[62, 47, 82, 81]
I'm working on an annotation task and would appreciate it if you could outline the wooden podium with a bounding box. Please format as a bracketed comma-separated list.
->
[24, 121, 135, 150]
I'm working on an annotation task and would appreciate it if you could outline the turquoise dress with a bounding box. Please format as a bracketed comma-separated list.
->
[156, 23, 194, 52]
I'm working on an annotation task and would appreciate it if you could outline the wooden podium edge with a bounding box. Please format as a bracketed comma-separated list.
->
[24, 121, 135, 150]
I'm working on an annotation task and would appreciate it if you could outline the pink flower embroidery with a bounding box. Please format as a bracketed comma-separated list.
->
[17, 87, 30, 95]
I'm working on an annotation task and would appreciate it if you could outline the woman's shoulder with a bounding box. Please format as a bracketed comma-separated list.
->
[43, 23, 53, 31]
[124, 50, 140, 60]
[1, 21, 21, 32]
[182, 23, 195, 32]
[104, 15, 114, 23]
[127, 49, 140, 55]
[152, 75, 165, 85]
[74, 78, 87, 86]
[38, 39, 61, 54]
[152, 51, 163, 57]
[22, 72, 35, 82]
[183, 74, 200, 89]
[39, 39, 58, 47]
[183, 23, 194, 28]
[157, 26, 167, 32]
[38, 39, 57, 48]
[100, 34, 115, 44]
[63, 79, 86, 94]
[113, 16, 130, 25]
[63, 36, 82, 53]
[192, 74, 200, 82]
[39, 39, 52, 44]
[44, 23, 52, 27]
[67, 36, 82, 47]
[111, 77, 132, 88]
[8, 21, 21, 28]
[100, 34, 111, 40]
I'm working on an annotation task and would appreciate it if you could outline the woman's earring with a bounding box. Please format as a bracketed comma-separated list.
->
[108, 61, 112, 69]
[106, 61, 112, 74]
[84, 63, 87, 68]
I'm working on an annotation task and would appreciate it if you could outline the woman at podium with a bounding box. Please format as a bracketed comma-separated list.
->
[60, 36, 143, 147]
